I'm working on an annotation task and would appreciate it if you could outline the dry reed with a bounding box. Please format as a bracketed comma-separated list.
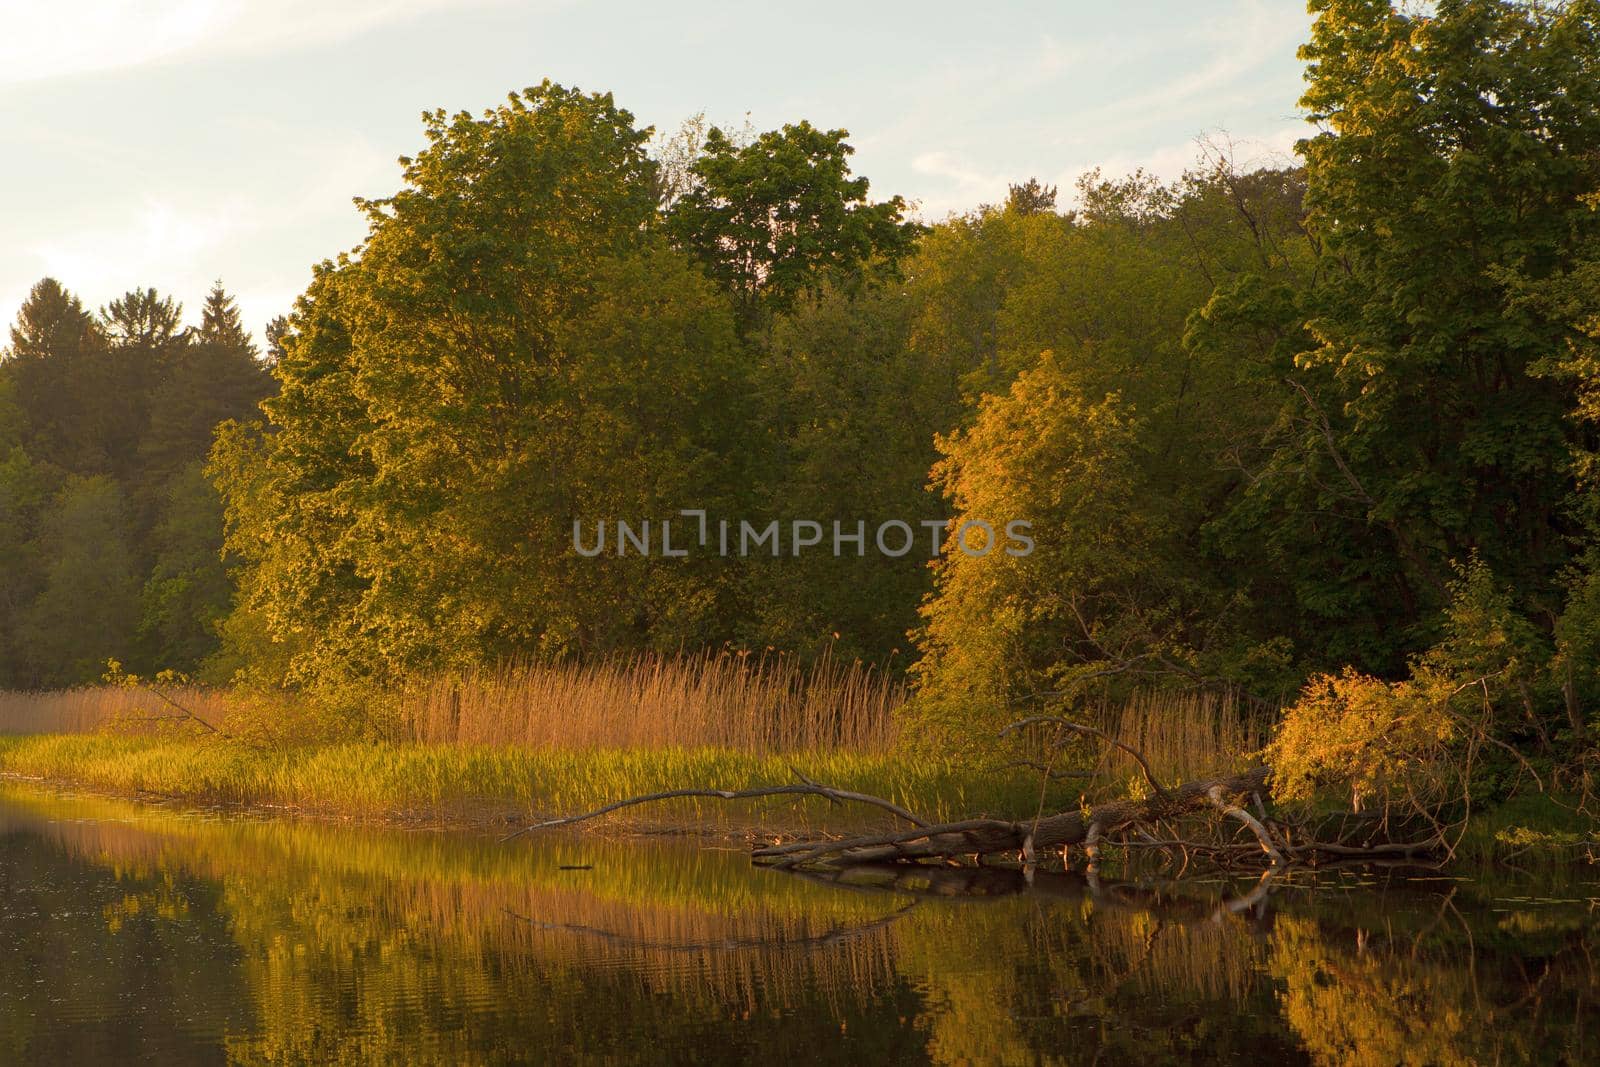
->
[401, 650, 904, 754]
[0, 686, 237, 736]
[1094, 688, 1264, 790]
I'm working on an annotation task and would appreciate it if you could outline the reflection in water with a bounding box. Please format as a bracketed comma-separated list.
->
[0, 784, 1596, 1064]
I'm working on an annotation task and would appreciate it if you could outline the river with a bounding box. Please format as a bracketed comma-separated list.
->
[0, 783, 1596, 1064]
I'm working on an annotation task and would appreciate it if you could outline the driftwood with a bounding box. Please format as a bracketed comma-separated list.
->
[750, 766, 1273, 869]
[503, 718, 1443, 873]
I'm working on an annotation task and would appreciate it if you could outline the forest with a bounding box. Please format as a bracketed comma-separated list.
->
[4, 0, 1600, 836]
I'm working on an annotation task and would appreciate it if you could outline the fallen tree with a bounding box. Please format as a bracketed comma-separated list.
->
[504, 717, 1445, 872]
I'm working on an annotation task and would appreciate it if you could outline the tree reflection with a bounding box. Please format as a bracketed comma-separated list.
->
[0, 787, 1596, 1065]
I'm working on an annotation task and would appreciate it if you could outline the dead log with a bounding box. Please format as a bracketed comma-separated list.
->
[751, 766, 1273, 869]
[500, 715, 1445, 872]
[1206, 783, 1285, 865]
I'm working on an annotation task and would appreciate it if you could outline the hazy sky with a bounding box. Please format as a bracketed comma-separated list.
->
[1, 1, 1315, 343]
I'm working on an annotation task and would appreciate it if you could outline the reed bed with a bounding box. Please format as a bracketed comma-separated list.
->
[0, 686, 238, 736]
[1095, 688, 1264, 790]
[401, 650, 904, 754]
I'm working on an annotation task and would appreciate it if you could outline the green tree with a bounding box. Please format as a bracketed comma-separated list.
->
[906, 163, 1310, 719]
[664, 121, 920, 326]
[18, 476, 141, 687]
[1199, 0, 1600, 679]
[215, 82, 752, 683]
[912, 354, 1155, 749]
[209, 260, 374, 684]
[1004, 178, 1058, 216]
[141, 283, 270, 483]
[138, 461, 237, 673]
[739, 279, 941, 662]
[3, 278, 114, 474]
[0, 441, 55, 687]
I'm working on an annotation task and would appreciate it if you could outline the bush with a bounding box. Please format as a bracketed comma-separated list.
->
[1265, 667, 1471, 816]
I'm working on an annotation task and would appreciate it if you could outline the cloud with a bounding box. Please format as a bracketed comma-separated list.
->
[0, 0, 516, 87]
[908, 151, 1014, 220]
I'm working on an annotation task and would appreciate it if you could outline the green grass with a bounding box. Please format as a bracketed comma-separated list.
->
[0, 733, 1065, 833]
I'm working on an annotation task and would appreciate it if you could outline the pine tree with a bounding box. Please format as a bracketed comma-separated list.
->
[141, 283, 270, 483]
[2, 278, 108, 473]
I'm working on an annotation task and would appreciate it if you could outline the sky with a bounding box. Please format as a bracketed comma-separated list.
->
[0, 0, 1316, 344]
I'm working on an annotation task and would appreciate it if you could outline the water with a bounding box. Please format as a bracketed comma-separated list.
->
[1, 784, 1597, 1065]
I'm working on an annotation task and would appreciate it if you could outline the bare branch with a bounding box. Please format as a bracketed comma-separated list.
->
[501, 782, 928, 843]
[1000, 715, 1169, 797]
[1207, 783, 1285, 865]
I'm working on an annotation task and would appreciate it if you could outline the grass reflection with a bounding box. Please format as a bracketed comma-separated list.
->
[1, 784, 1596, 1065]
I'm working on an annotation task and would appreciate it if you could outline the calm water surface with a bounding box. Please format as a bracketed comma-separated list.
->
[1, 783, 1597, 1065]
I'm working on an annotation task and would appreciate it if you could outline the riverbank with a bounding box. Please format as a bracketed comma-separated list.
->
[3, 732, 1594, 866]
[0, 733, 1065, 837]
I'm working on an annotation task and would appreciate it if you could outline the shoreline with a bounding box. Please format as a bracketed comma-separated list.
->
[0, 768, 788, 845]
[0, 732, 1058, 843]
[3, 733, 1592, 869]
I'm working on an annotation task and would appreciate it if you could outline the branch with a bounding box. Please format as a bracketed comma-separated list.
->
[500, 781, 929, 843]
[1000, 715, 1169, 797]
[1207, 783, 1285, 865]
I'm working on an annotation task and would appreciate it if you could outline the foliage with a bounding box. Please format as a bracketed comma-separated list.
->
[212, 84, 760, 683]
[1196, 0, 1600, 679]
[15, 477, 143, 688]
[911, 354, 1153, 748]
[0, 274, 270, 687]
[664, 120, 921, 326]
[1264, 666, 1469, 811]
[1267, 561, 1547, 818]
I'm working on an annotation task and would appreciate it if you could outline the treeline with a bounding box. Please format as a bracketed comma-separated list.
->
[0, 284, 271, 686]
[200, 84, 1311, 693]
[8, 1, 1600, 775]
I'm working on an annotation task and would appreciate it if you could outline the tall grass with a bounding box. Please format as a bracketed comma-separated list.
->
[0, 670, 1268, 830]
[1095, 688, 1264, 789]
[0, 651, 904, 754]
[401, 650, 904, 754]
[0, 686, 238, 735]
[0, 733, 1058, 829]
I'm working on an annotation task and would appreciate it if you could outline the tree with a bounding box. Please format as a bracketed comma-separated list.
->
[100, 288, 184, 349]
[738, 279, 941, 662]
[1004, 178, 1057, 216]
[664, 121, 921, 326]
[215, 81, 752, 683]
[137, 461, 236, 673]
[1221, 0, 1600, 675]
[910, 354, 1159, 750]
[263, 315, 290, 367]
[0, 440, 54, 687]
[141, 283, 270, 483]
[903, 163, 1310, 727]
[2, 278, 111, 474]
[18, 476, 141, 687]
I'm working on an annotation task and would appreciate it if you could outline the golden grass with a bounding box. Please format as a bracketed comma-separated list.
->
[0, 651, 904, 755]
[1095, 688, 1264, 790]
[0, 733, 1057, 830]
[0, 669, 1262, 835]
[0, 685, 239, 735]
[400, 649, 904, 754]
